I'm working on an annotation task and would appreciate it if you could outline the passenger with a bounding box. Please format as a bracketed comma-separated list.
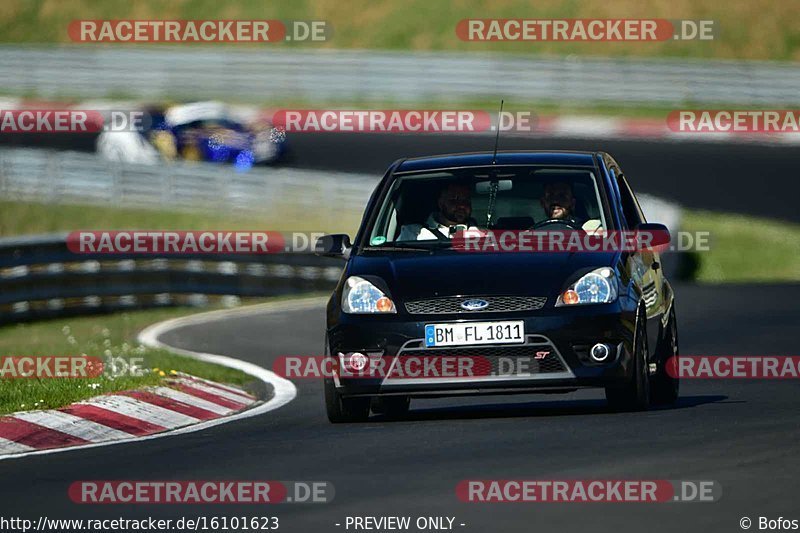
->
[398, 182, 478, 240]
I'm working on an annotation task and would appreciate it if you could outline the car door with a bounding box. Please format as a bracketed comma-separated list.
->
[615, 169, 666, 352]
[603, 154, 662, 338]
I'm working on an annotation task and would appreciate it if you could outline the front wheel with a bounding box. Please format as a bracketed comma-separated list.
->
[606, 310, 651, 411]
[324, 378, 370, 423]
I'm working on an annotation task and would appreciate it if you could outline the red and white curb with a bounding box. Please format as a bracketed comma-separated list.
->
[0, 374, 257, 455]
[0, 298, 317, 461]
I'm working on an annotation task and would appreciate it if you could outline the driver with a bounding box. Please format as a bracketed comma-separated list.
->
[398, 182, 478, 240]
[539, 181, 602, 232]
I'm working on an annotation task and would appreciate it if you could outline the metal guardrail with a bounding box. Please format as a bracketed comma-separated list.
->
[0, 147, 679, 229]
[0, 148, 376, 214]
[1, 46, 799, 106]
[0, 233, 343, 324]
[0, 226, 690, 326]
[0, 148, 366, 324]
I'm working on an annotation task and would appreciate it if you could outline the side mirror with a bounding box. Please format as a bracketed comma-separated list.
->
[315, 234, 352, 259]
[636, 223, 670, 249]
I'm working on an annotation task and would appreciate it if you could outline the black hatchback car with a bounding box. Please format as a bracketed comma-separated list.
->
[317, 151, 679, 422]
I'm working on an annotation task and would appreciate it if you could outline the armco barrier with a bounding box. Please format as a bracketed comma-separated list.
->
[0, 149, 678, 229]
[0, 234, 343, 324]
[0, 148, 377, 215]
[0, 229, 691, 325]
[1, 46, 799, 106]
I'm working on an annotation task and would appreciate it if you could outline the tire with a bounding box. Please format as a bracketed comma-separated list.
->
[324, 378, 370, 423]
[606, 309, 651, 411]
[372, 396, 411, 419]
[650, 306, 680, 405]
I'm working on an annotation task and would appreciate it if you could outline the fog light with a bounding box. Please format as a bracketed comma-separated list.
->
[347, 352, 368, 372]
[590, 343, 611, 362]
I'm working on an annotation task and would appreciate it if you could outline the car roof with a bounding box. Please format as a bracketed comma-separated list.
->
[394, 151, 600, 173]
[165, 101, 229, 126]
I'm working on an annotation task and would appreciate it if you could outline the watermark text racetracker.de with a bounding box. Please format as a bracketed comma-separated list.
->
[66, 230, 712, 255]
[668, 110, 800, 133]
[276, 355, 800, 381]
[0, 109, 148, 134]
[0, 355, 103, 379]
[279, 352, 592, 380]
[666, 356, 800, 379]
[451, 229, 709, 253]
[69, 480, 333, 504]
[456, 19, 716, 41]
[271, 109, 536, 133]
[276, 354, 494, 380]
[69, 19, 331, 43]
[0, 355, 156, 379]
[66, 231, 328, 254]
[458, 479, 721, 503]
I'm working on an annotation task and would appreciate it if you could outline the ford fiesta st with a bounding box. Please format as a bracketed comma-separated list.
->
[317, 151, 679, 422]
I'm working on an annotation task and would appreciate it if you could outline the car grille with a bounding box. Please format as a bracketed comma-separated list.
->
[404, 296, 547, 315]
[642, 281, 658, 307]
[396, 343, 567, 377]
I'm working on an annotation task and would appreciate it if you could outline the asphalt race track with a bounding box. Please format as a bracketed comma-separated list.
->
[285, 133, 800, 223]
[1, 138, 798, 532]
[1, 282, 799, 532]
[5, 130, 800, 222]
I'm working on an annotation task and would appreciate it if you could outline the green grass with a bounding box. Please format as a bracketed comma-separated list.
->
[682, 209, 800, 283]
[0, 90, 716, 120]
[0, 90, 687, 119]
[0, 199, 362, 237]
[0, 306, 261, 415]
[0, 294, 333, 416]
[1, 0, 799, 61]
[7, 84, 798, 121]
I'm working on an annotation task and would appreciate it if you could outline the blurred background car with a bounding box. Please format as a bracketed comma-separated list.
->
[96, 101, 287, 169]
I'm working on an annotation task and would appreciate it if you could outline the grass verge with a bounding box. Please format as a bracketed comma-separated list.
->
[0, 301, 291, 416]
[0, 90, 787, 120]
[682, 209, 800, 283]
[0, 199, 362, 237]
[1, 0, 799, 61]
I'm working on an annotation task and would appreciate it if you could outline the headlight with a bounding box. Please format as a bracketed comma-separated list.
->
[556, 267, 618, 306]
[342, 276, 396, 314]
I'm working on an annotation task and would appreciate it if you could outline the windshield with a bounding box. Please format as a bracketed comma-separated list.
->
[365, 165, 609, 248]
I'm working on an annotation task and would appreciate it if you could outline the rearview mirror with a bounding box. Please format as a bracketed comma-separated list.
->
[315, 234, 352, 259]
[475, 180, 513, 194]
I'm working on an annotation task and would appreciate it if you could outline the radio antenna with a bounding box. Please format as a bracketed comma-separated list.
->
[491, 99, 504, 165]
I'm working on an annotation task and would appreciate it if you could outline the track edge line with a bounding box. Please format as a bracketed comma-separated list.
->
[0, 296, 325, 462]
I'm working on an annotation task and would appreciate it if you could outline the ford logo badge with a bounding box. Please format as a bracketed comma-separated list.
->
[460, 299, 489, 311]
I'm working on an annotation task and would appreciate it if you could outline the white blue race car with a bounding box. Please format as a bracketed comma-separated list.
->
[96, 101, 287, 169]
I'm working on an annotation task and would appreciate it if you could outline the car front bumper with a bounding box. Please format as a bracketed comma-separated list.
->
[326, 300, 638, 398]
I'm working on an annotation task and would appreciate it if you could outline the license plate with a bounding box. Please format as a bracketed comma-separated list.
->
[424, 320, 525, 347]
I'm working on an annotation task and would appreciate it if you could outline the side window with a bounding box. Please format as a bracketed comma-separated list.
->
[616, 173, 644, 228]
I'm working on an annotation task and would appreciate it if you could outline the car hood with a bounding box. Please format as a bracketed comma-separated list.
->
[348, 250, 621, 301]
